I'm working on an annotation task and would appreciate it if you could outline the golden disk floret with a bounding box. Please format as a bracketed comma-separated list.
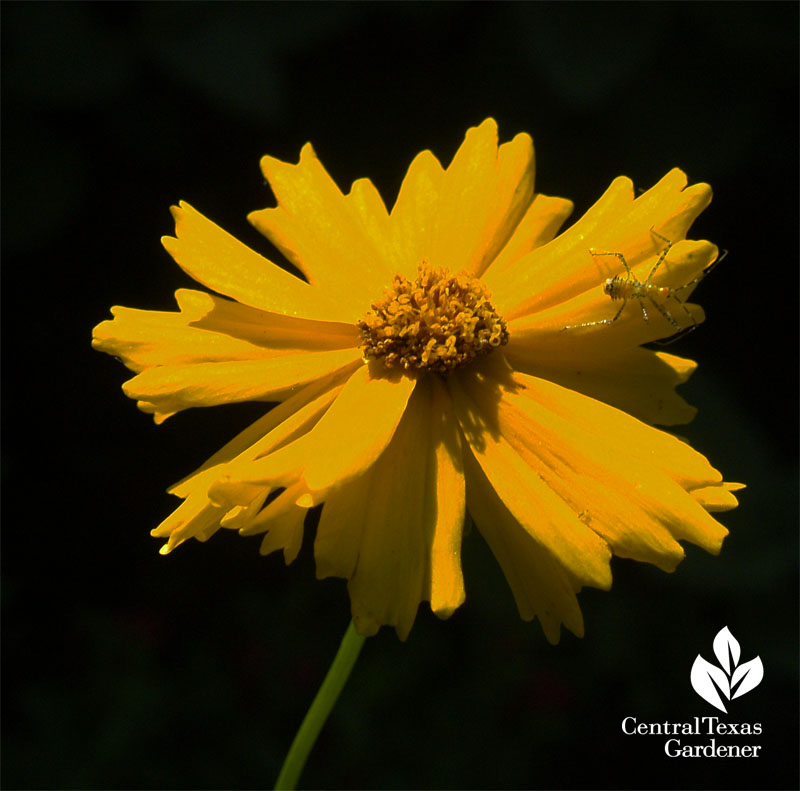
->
[358, 262, 509, 372]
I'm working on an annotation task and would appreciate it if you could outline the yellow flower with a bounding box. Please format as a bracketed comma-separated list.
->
[93, 119, 742, 643]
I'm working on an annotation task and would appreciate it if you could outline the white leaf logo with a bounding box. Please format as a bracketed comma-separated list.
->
[731, 657, 765, 699]
[690, 626, 763, 713]
[691, 655, 730, 712]
[713, 625, 740, 673]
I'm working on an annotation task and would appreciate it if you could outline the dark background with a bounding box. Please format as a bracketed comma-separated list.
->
[2, 2, 797, 789]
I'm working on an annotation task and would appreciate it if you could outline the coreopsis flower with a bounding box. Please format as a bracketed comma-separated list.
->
[93, 119, 741, 643]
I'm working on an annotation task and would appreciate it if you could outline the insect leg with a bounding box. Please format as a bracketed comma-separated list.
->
[644, 244, 673, 285]
[667, 293, 698, 330]
[653, 296, 699, 345]
[648, 296, 683, 332]
[641, 228, 677, 285]
[649, 227, 673, 247]
[562, 299, 628, 331]
[591, 250, 633, 280]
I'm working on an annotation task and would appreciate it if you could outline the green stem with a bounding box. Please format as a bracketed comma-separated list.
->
[274, 620, 366, 790]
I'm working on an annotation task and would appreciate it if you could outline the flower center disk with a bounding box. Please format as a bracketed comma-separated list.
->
[358, 262, 509, 372]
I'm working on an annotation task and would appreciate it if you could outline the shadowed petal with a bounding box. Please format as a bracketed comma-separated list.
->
[92, 288, 359, 375]
[209, 363, 418, 509]
[465, 366, 724, 571]
[464, 447, 584, 644]
[169, 366, 353, 498]
[344, 379, 433, 639]
[314, 376, 466, 636]
[468, 358, 730, 556]
[449, 369, 614, 590]
[505, 339, 700, 426]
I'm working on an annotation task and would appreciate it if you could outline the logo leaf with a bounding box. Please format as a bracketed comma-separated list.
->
[731, 656, 764, 699]
[691, 655, 730, 712]
[713, 626, 740, 673]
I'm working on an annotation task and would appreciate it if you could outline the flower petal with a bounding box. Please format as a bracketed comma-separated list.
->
[389, 148, 445, 275]
[313, 469, 370, 583]
[206, 379, 353, 510]
[425, 119, 536, 278]
[463, 364, 713, 571]
[492, 169, 713, 322]
[463, 447, 585, 643]
[174, 288, 360, 349]
[424, 376, 466, 618]
[500, 366, 721, 490]
[249, 144, 396, 318]
[510, 240, 719, 346]
[482, 193, 574, 279]
[258, 506, 307, 564]
[162, 202, 353, 322]
[152, 373, 351, 554]
[92, 298, 268, 375]
[343, 379, 434, 639]
[314, 376, 466, 633]
[169, 366, 353, 498]
[122, 347, 363, 423]
[486, 174, 634, 317]
[466, 357, 729, 557]
[505, 335, 700, 426]
[618, 168, 712, 249]
[219, 490, 270, 531]
[239, 483, 309, 564]
[92, 288, 360, 377]
[298, 363, 419, 502]
[151, 493, 225, 554]
[209, 363, 418, 508]
[449, 369, 613, 590]
[690, 482, 745, 513]
[346, 177, 399, 269]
